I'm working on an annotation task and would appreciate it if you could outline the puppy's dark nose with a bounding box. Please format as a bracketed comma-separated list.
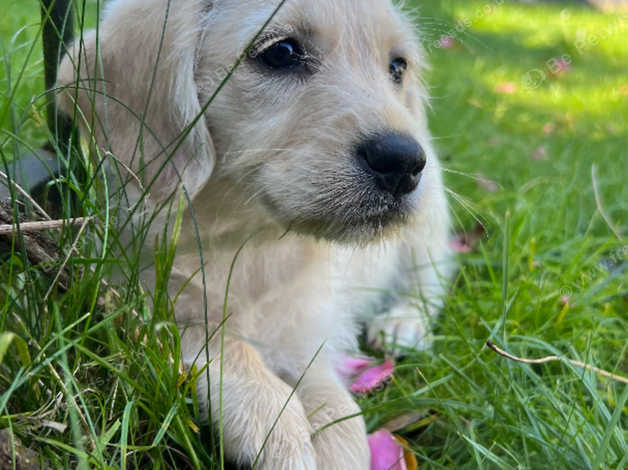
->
[358, 133, 426, 197]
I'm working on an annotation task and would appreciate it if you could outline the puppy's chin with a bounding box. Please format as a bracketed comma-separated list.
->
[290, 212, 409, 245]
[263, 191, 417, 245]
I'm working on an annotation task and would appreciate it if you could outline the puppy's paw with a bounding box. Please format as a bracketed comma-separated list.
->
[367, 304, 433, 356]
[219, 383, 317, 470]
[246, 398, 317, 470]
[310, 398, 370, 470]
[257, 436, 317, 470]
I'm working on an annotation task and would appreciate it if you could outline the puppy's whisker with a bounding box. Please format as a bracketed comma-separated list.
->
[442, 167, 497, 183]
[428, 134, 461, 141]
[445, 187, 487, 231]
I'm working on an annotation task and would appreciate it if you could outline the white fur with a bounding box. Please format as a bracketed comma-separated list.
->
[58, 0, 453, 468]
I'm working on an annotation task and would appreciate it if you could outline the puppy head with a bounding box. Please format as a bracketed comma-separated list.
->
[59, 0, 440, 243]
[201, 0, 438, 243]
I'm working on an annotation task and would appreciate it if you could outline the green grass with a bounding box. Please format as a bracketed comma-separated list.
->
[1, 0, 626, 469]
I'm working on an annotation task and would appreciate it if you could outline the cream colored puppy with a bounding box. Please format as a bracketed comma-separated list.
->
[59, 0, 452, 468]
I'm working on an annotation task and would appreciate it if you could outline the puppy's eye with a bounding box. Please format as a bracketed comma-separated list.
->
[390, 58, 408, 85]
[257, 38, 306, 70]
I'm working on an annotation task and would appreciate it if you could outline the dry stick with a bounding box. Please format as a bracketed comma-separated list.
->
[0, 203, 71, 288]
[0, 217, 92, 235]
[486, 340, 628, 385]
[591, 164, 623, 241]
[0, 170, 51, 221]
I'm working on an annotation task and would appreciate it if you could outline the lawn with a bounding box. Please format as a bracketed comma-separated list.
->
[1, 1, 626, 469]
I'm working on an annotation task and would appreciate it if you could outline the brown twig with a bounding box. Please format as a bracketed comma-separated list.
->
[486, 340, 628, 385]
[0, 217, 92, 235]
[0, 170, 51, 221]
[0, 202, 70, 288]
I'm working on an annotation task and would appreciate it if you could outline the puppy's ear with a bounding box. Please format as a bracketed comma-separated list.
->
[58, 0, 214, 204]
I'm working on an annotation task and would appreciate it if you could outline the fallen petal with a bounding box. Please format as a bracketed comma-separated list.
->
[337, 355, 375, 380]
[438, 35, 456, 49]
[449, 238, 473, 254]
[553, 58, 571, 74]
[450, 223, 486, 254]
[495, 82, 517, 94]
[532, 145, 548, 161]
[476, 173, 500, 193]
[350, 359, 395, 394]
[369, 429, 407, 470]
[543, 123, 556, 135]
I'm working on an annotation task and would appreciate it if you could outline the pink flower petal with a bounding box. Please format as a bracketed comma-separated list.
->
[449, 239, 473, 254]
[532, 145, 548, 161]
[438, 35, 455, 49]
[555, 59, 571, 72]
[369, 430, 407, 470]
[350, 359, 395, 394]
[476, 173, 500, 193]
[543, 123, 556, 135]
[450, 223, 486, 254]
[337, 355, 375, 380]
[495, 82, 517, 94]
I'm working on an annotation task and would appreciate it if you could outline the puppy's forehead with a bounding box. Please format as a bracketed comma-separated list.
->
[219, 0, 419, 58]
[282, 0, 407, 40]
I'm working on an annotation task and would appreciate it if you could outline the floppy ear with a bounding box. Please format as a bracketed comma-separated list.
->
[57, 0, 214, 204]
